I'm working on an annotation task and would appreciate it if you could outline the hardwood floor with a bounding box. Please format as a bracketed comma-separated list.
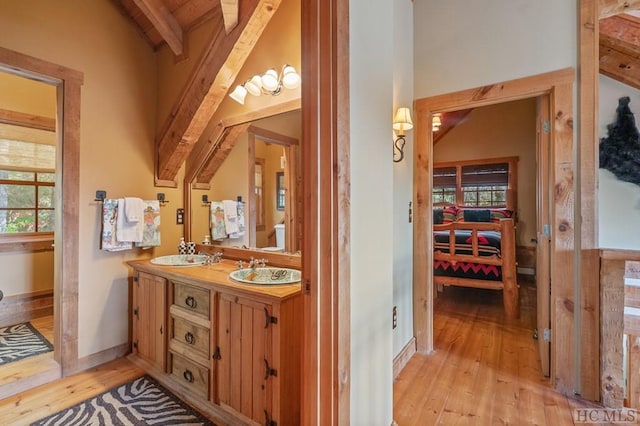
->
[0, 316, 56, 393]
[0, 357, 144, 425]
[393, 278, 602, 425]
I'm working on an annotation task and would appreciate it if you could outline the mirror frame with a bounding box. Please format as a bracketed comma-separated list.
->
[183, 98, 301, 265]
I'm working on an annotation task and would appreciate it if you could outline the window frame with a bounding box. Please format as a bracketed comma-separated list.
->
[0, 170, 55, 235]
[432, 156, 518, 211]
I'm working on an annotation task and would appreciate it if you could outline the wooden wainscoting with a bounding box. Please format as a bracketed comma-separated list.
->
[0, 289, 53, 327]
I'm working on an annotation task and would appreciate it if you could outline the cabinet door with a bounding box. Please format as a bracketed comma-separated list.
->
[132, 271, 167, 371]
[217, 293, 275, 425]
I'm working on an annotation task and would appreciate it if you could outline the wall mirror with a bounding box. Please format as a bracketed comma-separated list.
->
[184, 106, 301, 260]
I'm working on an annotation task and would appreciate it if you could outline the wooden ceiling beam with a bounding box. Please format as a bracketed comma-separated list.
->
[599, 0, 640, 19]
[599, 15, 640, 90]
[132, 0, 184, 56]
[156, 0, 282, 182]
[196, 123, 251, 184]
[185, 97, 300, 184]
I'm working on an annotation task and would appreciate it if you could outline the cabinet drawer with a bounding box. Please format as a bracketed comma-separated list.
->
[173, 282, 209, 318]
[170, 315, 210, 359]
[170, 352, 209, 399]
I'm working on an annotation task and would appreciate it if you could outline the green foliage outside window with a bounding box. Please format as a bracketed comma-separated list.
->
[0, 169, 55, 234]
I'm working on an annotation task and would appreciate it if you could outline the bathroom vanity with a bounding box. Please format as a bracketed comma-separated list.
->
[126, 258, 302, 426]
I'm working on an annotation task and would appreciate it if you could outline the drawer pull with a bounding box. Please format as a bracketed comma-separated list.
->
[184, 332, 195, 345]
[185, 296, 197, 308]
[183, 369, 194, 383]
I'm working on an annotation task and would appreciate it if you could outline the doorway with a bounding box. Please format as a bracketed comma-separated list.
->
[412, 68, 575, 387]
[0, 47, 82, 397]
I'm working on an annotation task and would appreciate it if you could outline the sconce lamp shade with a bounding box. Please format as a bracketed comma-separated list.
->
[229, 85, 247, 104]
[282, 65, 301, 89]
[432, 113, 442, 131]
[245, 75, 263, 96]
[393, 107, 413, 134]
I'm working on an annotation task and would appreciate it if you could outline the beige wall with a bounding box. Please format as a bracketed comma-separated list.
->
[433, 98, 537, 247]
[0, 72, 57, 297]
[0, 0, 180, 358]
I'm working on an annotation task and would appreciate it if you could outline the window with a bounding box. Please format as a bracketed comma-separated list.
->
[0, 123, 56, 236]
[0, 170, 55, 234]
[276, 171, 285, 211]
[432, 157, 517, 209]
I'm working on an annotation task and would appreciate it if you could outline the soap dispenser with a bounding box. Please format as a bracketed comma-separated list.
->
[178, 237, 187, 255]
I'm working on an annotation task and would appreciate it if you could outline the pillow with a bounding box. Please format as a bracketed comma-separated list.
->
[442, 205, 458, 224]
[433, 208, 444, 224]
[463, 209, 491, 222]
[489, 209, 514, 223]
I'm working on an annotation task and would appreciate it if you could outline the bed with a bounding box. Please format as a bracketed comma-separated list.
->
[433, 205, 519, 318]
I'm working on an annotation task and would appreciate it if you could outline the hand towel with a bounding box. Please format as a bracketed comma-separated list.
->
[101, 199, 133, 251]
[124, 197, 145, 223]
[210, 201, 227, 240]
[135, 200, 161, 248]
[116, 198, 144, 242]
[223, 199, 239, 236]
[236, 201, 246, 236]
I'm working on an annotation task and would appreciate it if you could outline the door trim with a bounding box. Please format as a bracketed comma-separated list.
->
[412, 68, 576, 391]
[0, 47, 83, 380]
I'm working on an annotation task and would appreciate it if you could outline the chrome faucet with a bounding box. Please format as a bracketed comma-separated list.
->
[199, 251, 223, 265]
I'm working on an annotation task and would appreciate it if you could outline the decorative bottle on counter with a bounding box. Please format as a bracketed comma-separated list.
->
[202, 235, 211, 245]
[178, 237, 187, 254]
[187, 241, 196, 255]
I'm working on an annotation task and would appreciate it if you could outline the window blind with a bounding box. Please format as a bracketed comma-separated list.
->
[461, 162, 508, 187]
[433, 166, 457, 187]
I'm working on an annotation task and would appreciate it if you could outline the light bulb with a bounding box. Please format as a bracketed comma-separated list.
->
[282, 65, 301, 89]
[261, 69, 279, 92]
[245, 75, 262, 96]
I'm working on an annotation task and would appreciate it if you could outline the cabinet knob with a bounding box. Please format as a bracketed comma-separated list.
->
[184, 332, 195, 345]
[185, 296, 197, 308]
[183, 369, 194, 383]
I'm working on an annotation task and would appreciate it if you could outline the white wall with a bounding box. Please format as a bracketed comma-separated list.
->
[393, 0, 415, 360]
[350, 0, 394, 423]
[599, 75, 640, 250]
[414, 1, 576, 99]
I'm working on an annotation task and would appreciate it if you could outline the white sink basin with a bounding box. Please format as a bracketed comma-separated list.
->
[229, 267, 301, 285]
[150, 254, 209, 266]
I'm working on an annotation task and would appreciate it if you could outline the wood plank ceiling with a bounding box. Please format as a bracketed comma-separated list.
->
[112, 0, 281, 184]
[600, 3, 640, 90]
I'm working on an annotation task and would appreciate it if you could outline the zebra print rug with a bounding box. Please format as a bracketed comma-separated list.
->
[0, 322, 53, 366]
[31, 375, 216, 425]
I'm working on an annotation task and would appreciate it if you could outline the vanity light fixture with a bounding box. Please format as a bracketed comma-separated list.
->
[229, 64, 301, 105]
[393, 107, 413, 163]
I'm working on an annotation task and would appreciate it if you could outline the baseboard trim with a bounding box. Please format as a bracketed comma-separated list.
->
[393, 337, 417, 380]
[67, 342, 130, 376]
[0, 289, 53, 327]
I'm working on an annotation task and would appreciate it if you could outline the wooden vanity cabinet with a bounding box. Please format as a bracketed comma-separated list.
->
[131, 272, 167, 372]
[128, 262, 301, 426]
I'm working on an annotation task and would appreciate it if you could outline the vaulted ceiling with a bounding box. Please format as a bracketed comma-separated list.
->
[111, 0, 284, 184]
[112, 1, 640, 172]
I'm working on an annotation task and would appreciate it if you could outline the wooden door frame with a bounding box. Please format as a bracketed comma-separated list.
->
[412, 68, 582, 393]
[301, 0, 350, 424]
[0, 47, 83, 388]
[302, 0, 600, 421]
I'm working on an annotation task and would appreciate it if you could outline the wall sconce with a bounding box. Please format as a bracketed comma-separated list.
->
[432, 113, 442, 132]
[229, 64, 301, 104]
[393, 107, 413, 162]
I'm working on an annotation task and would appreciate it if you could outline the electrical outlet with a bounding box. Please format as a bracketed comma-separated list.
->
[392, 306, 398, 329]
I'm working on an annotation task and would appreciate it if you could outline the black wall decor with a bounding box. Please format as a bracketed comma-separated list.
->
[600, 96, 640, 186]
